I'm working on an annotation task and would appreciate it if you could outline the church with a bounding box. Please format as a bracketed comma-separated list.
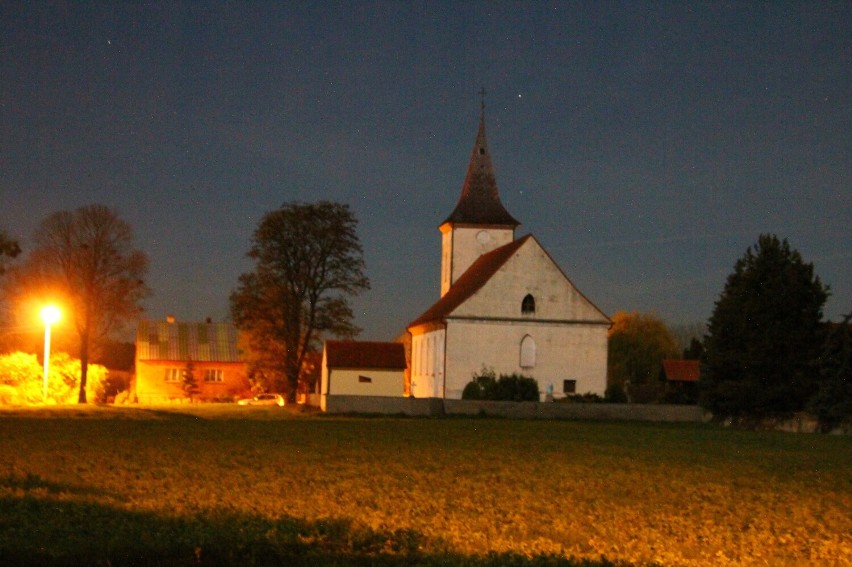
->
[406, 107, 611, 400]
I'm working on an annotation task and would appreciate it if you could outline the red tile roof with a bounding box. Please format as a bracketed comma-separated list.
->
[324, 341, 407, 370]
[662, 359, 701, 382]
[408, 235, 532, 330]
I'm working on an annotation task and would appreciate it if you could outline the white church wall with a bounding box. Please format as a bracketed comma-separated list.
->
[443, 319, 608, 400]
[442, 225, 514, 295]
[452, 238, 608, 323]
[410, 328, 446, 398]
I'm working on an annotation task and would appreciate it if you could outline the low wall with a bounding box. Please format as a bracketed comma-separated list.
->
[324, 395, 707, 422]
[444, 400, 707, 422]
[323, 395, 444, 417]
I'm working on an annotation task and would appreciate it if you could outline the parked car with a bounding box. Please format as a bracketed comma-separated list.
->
[237, 393, 286, 406]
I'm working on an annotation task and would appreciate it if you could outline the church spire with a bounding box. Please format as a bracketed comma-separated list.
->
[441, 98, 520, 228]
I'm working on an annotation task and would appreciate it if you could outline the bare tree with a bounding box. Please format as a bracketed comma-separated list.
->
[230, 201, 369, 400]
[9, 205, 149, 403]
[0, 230, 21, 275]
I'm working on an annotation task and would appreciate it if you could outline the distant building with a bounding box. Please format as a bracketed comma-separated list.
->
[134, 317, 250, 403]
[660, 359, 700, 404]
[406, 108, 610, 400]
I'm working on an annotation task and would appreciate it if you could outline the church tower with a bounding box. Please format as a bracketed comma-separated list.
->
[439, 105, 520, 296]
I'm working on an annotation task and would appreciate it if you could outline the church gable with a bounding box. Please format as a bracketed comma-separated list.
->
[450, 236, 609, 324]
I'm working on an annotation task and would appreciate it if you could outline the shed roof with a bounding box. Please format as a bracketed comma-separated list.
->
[662, 359, 701, 382]
[324, 341, 407, 370]
[136, 319, 242, 363]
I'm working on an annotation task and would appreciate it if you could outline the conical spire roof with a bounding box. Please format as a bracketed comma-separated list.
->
[441, 110, 520, 227]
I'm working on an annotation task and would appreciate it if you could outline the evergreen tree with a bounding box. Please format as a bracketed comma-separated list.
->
[702, 234, 829, 422]
[182, 360, 199, 401]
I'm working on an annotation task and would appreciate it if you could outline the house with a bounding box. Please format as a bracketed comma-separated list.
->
[407, 107, 611, 400]
[134, 317, 250, 403]
[320, 340, 406, 411]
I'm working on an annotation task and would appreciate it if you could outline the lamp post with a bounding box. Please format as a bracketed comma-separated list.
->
[40, 305, 61, 403]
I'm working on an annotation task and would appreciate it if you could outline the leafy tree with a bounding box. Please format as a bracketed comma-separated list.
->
[808, 313, 852, 432]
[608, 311, 679, 386]
[181, 360, 199, 401]
[702, 234, 829, 422]
[0, 351, 107, 404]
[230, 201, 369, 400]
[3, 205, 149, 403]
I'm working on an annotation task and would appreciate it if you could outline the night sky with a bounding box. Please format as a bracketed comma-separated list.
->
[2, 2, 850, 341]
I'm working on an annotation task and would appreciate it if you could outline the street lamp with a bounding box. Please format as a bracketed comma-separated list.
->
[40, 305, 61, 403]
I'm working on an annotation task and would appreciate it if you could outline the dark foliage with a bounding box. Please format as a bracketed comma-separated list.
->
[462, 368, 539, 401]
[701, 234, 829, 422]
[808, 313, 852, 431]
[604, 383, 628, 403]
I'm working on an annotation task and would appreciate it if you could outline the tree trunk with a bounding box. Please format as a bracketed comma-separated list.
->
[78, 327, 89, 404]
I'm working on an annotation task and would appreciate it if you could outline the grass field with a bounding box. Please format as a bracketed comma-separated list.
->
[0, 405, 849, 566]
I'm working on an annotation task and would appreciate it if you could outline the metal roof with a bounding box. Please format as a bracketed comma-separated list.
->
[136, 320, 242, 362]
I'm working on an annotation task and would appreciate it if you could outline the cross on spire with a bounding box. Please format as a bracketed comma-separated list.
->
[479, 87, 486, 111]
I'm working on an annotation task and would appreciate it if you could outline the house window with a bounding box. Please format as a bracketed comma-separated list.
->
[164, 368, 181, 382]
[358, 375, 372, 383]
[563, 380, 577, 394]
[522, 294, 536, 314]
[520, 335, 536, 368]
[204, 369, 223, 383]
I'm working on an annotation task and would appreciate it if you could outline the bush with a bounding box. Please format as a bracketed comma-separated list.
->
[604, 383, 628, 403]
[461, 368, 539, 402]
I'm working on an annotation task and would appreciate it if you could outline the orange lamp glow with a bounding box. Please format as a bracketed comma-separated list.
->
[41, 305, 61, 326]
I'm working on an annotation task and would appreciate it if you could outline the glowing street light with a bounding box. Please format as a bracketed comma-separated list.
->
[40, 305, 61, 403]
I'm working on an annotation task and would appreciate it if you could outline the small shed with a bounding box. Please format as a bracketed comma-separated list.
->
[320, 341, 407, 411]
[661, 359, 700, 404]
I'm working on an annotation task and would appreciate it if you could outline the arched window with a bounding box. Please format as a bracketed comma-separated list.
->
[520, 335, 536, 368]
[521, 294, 536, 314]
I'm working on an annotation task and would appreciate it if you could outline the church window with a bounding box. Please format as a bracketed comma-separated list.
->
[563, 380, 577, 394]
[479, 147, 485, 155]
[522, 294, 536, 314]
[520, 335, 536, 368]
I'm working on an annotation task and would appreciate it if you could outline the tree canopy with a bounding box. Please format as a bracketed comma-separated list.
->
[608, 311, 679, 387]
[3, 205, 149, 403]
[230, 201, 369, 399]
[701, 234, 830, 421]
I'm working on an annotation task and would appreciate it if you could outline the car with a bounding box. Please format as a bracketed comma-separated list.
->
[237, 393, 286, 406]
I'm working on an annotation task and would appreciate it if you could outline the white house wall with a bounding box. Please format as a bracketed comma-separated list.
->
[325, 368, 405, 397]
[444, 319, 608, 399]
